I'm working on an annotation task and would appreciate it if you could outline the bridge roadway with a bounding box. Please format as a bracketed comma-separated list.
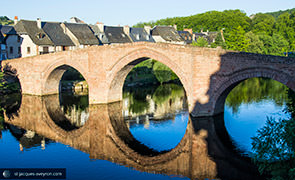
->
[4, 94, 263, 180]
[2, 42, 295, 117]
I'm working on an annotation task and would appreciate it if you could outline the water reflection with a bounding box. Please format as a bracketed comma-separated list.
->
[44, 92, 89, 131]
[123, 84, 188, 152]
[224, 78, 293, 154]
[224, 77, 295, 179]
[0, 92, 263, 180]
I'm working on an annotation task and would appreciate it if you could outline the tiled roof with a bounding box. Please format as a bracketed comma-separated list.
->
[151, 26, 183, 42]
[14, 20, 54, 46]
[129, 28, 155, 42]
[89, 24, 109, 44]
[104, 26, 132, 44]
[0, 25, 17, 35]
[64, 23, 100, 45]
[42, 22, 75, 46]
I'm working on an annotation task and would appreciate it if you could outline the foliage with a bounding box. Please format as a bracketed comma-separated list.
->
[152, 61, 178, 84]
[225, 26, 249, 51]
[245, 31, 264, 54]
[210, 32, 227, 49]
[134, 9, 295, 55]
[226, 78, 289, 114]
[265, 8, 295, 19]
[250, 89, 295, 179]
[192, 37, 208, 47]
[251, 13, 275, 35]
[134, 9, 251, 32]
[0, 16, 13, 25]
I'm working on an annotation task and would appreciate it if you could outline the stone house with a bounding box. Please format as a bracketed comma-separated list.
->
[42, 22, 75, 51]
[14, 19, 55, 57]
[89, 23, 109, 45]
[128, 27, 155, 43]
[0, 25, 22, 59]
[61, 22, 100, 48]
[103, 25, 132, 44]
[151, 25, 185, 44]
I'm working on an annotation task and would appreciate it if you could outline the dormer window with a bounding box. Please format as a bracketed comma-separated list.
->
[136, 34, 140, 40]
[121, 34, 126, 38]
[108, 33, 112, 36]
[146, 35, 149, 40]
[36, 33, 46, 40]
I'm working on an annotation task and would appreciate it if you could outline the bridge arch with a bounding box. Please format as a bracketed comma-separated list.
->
[107, 48, 192, 108]
[42, 59, 89, 95]
[212, 67, 295, 115]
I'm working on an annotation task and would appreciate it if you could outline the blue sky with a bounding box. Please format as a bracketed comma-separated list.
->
[2, 0, 294, 26]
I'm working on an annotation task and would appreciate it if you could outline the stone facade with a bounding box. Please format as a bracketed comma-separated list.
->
[2, 42, 295, 117]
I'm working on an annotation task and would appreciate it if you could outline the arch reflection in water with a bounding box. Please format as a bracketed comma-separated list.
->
[45, 92, 89, 131]
[224, 77, 294, 155]
[122, 83, 189, 152]
[2, 94, 263, 180]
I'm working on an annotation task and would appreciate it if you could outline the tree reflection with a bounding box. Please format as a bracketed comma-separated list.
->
[251, 89, 295, 179]
[226, 78, 289, 114]
[123, 83, 187, 119]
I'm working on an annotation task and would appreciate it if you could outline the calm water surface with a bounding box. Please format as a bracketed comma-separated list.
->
[0, 79, 293, 179]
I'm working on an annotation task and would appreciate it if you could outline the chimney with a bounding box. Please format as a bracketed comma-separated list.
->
[123, 25, 130, 36]
[173, 24, 177, 30]
[96, 22, 104, 33]
[144, 26, 151, 35]
[14, 16, 18, 25]
[37, 18, 42, 29]
[184, 28, 193, 35]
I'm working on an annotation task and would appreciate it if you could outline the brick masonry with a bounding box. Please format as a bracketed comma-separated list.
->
[2, 42, 295, 117]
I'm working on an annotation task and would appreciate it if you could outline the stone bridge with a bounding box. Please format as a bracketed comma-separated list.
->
[2, 42, 295, 117]
[4, 95, 262, 180]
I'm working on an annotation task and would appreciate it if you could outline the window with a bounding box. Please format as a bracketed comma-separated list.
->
[136, 34, 140, 40]
[146, 35, 149, 40]
[121, 33, 126, 37]
[27, 47, 31, 54]
[18, 47, 21, 54]
[10, 47, 13, 54]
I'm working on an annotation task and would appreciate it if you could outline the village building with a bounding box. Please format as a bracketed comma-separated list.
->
[61, 22, 100, 48]
[0, 25, 22, 59]
[42, 22, 75, 51]
[178, 30, 193, 44]
[103, 26, 132, 44]
[151, 25, 185, 44]
[128, 27, 155, 43]
[89, 23, 109, 45]
[14, 19, 55, 57]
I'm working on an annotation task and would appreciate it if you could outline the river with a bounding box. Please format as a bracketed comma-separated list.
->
[0, 78, 294, 179]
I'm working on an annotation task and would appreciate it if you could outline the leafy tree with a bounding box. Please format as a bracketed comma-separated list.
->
[152, 61, 178, 84]
[251, 13, 275, 35]
[192, 37, 208, 47]
[225, 26, 249, 51]
[275, 12, 295, 51]
[245, 31, 264, 54]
